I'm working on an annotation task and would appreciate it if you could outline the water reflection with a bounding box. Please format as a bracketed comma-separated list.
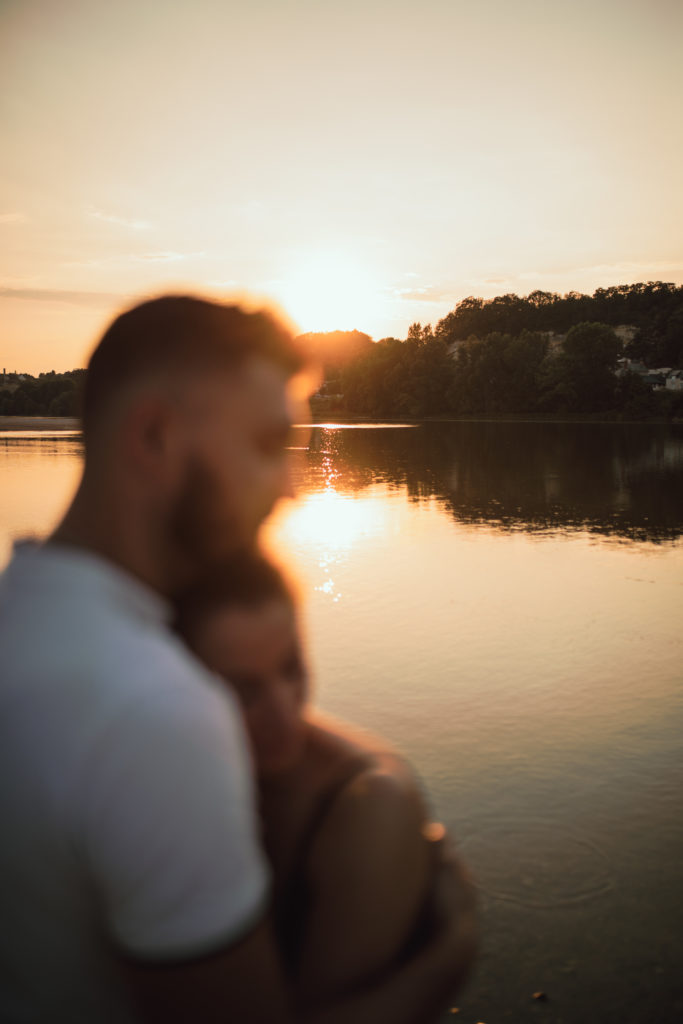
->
[0, 432, 82, 452]
[295, 422, 683, 543]
[0, 433, 84, 565]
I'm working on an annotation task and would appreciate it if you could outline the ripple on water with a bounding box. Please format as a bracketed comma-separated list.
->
[458, 817, 615, 909]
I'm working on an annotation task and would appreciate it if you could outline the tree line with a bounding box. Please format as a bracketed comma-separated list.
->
[3, 283, 682, 419]
[308, 283, 683, 419]
[431, 281, 683, 369]
[0, 370, 85, 417]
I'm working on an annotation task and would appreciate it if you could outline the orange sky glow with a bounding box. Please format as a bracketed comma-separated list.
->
[1, 0, 682, 374]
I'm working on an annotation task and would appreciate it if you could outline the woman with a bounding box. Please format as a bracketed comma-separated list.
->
[175, 551, 450, 1007]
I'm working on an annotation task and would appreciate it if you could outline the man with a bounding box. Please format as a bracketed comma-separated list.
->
[0, 295, 475, 1023]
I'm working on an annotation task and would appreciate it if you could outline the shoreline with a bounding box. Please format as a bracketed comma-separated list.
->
[0, 416, 81, 431]
[309, 412, 682, 426]
[1, 413, 681, 431]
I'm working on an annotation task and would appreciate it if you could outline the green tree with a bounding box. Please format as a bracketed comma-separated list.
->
[541, 322, 622, 413]
[449, 330, 548, 414]
[406, 322, 424, 345]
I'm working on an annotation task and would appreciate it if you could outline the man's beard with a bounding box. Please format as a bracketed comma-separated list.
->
[167, 454, 252, 587]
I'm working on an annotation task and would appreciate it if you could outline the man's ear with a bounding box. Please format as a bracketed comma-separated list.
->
[121, 393, 185, 488]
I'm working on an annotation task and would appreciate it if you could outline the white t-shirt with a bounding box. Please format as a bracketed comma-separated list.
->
[0, 541, 270, 1023]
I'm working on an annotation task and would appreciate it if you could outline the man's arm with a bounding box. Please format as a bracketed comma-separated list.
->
[302, 845, 477, 1024]
[121, 840, 475, 1024]
[93, 675, 474, 1024]
[121, 919, 293, 1024]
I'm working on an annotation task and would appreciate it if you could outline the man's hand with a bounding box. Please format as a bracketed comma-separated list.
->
[122, 826, 477, 1024]
[301, 824, 477, 1024]
[121, 919, 294, 1024]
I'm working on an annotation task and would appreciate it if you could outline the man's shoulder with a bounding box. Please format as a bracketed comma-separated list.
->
[0, 541, 242, 768]
[1, 540, 205, 688]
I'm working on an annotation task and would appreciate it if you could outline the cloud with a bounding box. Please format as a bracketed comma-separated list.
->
[389, 284, 456, 303]
[62, 250, 206, 269]
[61, 258, 108, 269]
[89, 209, 151, 230]
[0, 212, 27, 224]
[574, 260, 683, 279]
[0, 286, 122, 307]
[129, 250, 206, 263]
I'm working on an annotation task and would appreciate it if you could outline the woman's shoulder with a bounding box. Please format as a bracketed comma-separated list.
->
[299, 718, 435, 994]
[303, 710, 429, 856]
[305, 709, 412, 775]
[288, 712, 437, 1002]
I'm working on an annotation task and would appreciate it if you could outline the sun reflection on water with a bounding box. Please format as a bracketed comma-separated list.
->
[264, 483, 390, 604]
[277, 486, 387, 552]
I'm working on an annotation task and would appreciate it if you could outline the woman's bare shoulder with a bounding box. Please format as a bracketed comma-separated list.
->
[304, 710, 430, 868]
[305, 709, 419, 783]
[313, 762, 428, 862]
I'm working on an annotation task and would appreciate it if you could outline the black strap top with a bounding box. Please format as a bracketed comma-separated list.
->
[273, 754, 369, 973]
[272, 754, 439, 977]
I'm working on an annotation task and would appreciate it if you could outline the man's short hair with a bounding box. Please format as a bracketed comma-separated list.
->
[82, 295, 304, 443]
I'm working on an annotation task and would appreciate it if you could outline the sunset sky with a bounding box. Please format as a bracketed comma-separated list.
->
[2, 0, 682, 374]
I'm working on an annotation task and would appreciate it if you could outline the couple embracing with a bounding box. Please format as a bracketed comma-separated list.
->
[0, 296, 475, 1023]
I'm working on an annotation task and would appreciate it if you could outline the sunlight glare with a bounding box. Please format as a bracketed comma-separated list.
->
[263, 485, 390, 605]
[276, 250, 383, 334]
[275, 486, 387, 554]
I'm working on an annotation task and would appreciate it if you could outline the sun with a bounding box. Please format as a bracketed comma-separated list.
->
[275, 249, 384, 335]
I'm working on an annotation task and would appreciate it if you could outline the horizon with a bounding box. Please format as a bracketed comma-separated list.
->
[0, 278, 677, 377]
[2, 0, 682, 375]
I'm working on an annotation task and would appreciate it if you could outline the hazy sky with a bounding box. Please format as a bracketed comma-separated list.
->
[2, 0, 682, 373]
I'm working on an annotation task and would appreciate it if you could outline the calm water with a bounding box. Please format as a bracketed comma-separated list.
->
[2, 421, 682, 1023]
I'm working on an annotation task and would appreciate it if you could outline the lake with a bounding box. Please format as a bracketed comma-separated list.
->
[2, 420, 682, 1023]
